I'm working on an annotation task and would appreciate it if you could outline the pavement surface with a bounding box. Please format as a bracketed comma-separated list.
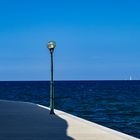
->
[0, 100, 139, 140]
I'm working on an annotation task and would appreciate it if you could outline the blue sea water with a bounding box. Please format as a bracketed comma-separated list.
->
[0, 80, 139, 138]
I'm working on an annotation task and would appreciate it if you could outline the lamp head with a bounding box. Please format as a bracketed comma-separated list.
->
[47, 41, 56, 50]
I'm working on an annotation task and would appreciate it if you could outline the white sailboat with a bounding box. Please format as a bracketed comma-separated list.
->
[130, 76, 132, 80]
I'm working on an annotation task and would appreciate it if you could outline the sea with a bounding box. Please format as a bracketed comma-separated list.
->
[0, 80, 139, 138]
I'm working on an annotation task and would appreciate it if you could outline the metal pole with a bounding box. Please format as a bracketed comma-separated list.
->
[50, 49, 55, 114]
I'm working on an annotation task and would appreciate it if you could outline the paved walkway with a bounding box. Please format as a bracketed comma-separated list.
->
[0, 100, 139, 140]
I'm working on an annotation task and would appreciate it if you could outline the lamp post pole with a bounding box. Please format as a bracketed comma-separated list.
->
[47, 41, 56, 115]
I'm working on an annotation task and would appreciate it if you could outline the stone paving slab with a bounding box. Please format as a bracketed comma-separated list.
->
[0, 100, 139, 140]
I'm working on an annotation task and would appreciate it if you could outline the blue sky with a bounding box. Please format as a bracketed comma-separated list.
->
[0, 0, 140, 80]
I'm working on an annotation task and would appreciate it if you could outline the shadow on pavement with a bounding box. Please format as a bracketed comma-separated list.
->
[0, 100, 74, 140]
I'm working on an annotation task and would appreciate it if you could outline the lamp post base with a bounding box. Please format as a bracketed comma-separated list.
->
[50, 109, 55, 115]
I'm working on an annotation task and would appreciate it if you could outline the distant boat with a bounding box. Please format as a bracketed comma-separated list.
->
[130, 76, 132, 80]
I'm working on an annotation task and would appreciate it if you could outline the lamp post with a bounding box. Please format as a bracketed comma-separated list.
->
[47, 41, 56, 114]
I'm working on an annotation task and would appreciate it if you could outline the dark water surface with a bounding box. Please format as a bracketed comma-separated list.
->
[0, 80, 139, 138]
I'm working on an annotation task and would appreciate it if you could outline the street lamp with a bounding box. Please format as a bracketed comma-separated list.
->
[47, 41, 56, 114]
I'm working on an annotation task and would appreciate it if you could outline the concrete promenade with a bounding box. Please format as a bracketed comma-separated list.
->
[0, 100, 139, 140]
